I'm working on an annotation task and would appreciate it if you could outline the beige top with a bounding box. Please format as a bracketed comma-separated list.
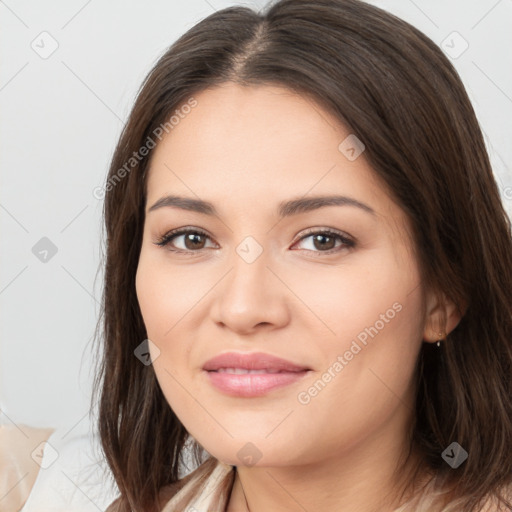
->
[0, 424, 55, 512]
[161, 460, 234, 511]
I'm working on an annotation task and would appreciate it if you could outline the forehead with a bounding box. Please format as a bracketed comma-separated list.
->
[145, 82, 391, 220]
[151, 83, 344, 166]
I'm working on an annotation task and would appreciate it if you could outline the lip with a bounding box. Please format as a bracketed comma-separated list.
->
[202, 351, 311, 397]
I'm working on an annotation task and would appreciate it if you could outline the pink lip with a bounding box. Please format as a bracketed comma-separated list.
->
[203, 352, 310, 372]
[202, 351, 311, 397]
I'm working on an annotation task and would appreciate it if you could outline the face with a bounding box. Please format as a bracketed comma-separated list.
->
[135, 82, 428, 468]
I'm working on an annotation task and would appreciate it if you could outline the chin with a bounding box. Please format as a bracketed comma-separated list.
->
[195, 434, 312, 469]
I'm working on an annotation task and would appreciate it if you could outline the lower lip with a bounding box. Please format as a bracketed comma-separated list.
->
[204, 370, 310, 397]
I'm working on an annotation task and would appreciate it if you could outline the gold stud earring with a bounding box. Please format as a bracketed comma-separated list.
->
[436, 332, 445, 347]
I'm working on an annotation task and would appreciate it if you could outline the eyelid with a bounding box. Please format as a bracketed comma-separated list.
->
[292, 226, 354, 244]
[154, 226, 216, 249]
[291, 227, 355, 254]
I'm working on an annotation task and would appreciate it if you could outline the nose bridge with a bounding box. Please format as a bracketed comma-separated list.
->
[225, 239, 273, 308]
[212, 236, 289, 331]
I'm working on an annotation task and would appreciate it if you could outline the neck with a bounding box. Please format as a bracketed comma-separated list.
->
[227, 412, 425, 512]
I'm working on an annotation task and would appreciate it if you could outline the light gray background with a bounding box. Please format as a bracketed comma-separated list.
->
[1, 0, 511, 434]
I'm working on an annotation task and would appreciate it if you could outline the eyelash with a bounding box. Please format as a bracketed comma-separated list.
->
[154, 226, 356, 256]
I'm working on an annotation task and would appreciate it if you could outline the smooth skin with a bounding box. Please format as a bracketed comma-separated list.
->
[135, 83, 461, 512]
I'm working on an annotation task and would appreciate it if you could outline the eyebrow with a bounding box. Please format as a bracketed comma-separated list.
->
[147, 194, 376, 218]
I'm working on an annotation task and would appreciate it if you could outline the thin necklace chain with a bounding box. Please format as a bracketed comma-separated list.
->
[236, 468, 251, 512]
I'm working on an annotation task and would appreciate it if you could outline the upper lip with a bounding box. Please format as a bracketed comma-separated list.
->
[202, 352, 311, 372]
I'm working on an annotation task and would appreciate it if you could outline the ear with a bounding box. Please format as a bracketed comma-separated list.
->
[422, 290, 464, 343]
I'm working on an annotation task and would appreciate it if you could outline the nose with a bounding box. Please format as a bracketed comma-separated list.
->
[210, 247, 291, 335]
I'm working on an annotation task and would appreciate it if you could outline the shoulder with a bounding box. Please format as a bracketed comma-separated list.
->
[159, 458, 234, 512]
[105, 457, 234, 512]
[0, 423, 55, 512]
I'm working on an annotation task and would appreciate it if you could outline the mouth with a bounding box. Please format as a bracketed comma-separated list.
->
[212, 368, 304, 374]
[202, 352, 312, 397]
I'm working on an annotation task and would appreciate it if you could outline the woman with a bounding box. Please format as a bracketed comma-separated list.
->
[95, 0, 512, 510]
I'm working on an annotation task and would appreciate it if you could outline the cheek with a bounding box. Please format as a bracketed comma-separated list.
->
[135, 259, 168, 338]
[287, 290, 423, 463]
[288, 250, 424, 422]
[135, 250, 204, 339]
[284, 244, 422, 348]
[135, 250, 209, 386]
[135, 256, 197, 417]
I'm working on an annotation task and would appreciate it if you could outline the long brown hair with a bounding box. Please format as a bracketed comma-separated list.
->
[92, 0, 512, 510]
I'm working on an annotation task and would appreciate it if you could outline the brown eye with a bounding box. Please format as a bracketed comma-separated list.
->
[311, 233, 336, 251]
[293, 229, 355, 254]
[155, 228, 216, 253]
[183, 232, 207, 250]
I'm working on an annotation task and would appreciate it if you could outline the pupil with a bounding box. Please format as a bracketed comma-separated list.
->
[185, 233, 205, 250]
[314, 234, 334, 250]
